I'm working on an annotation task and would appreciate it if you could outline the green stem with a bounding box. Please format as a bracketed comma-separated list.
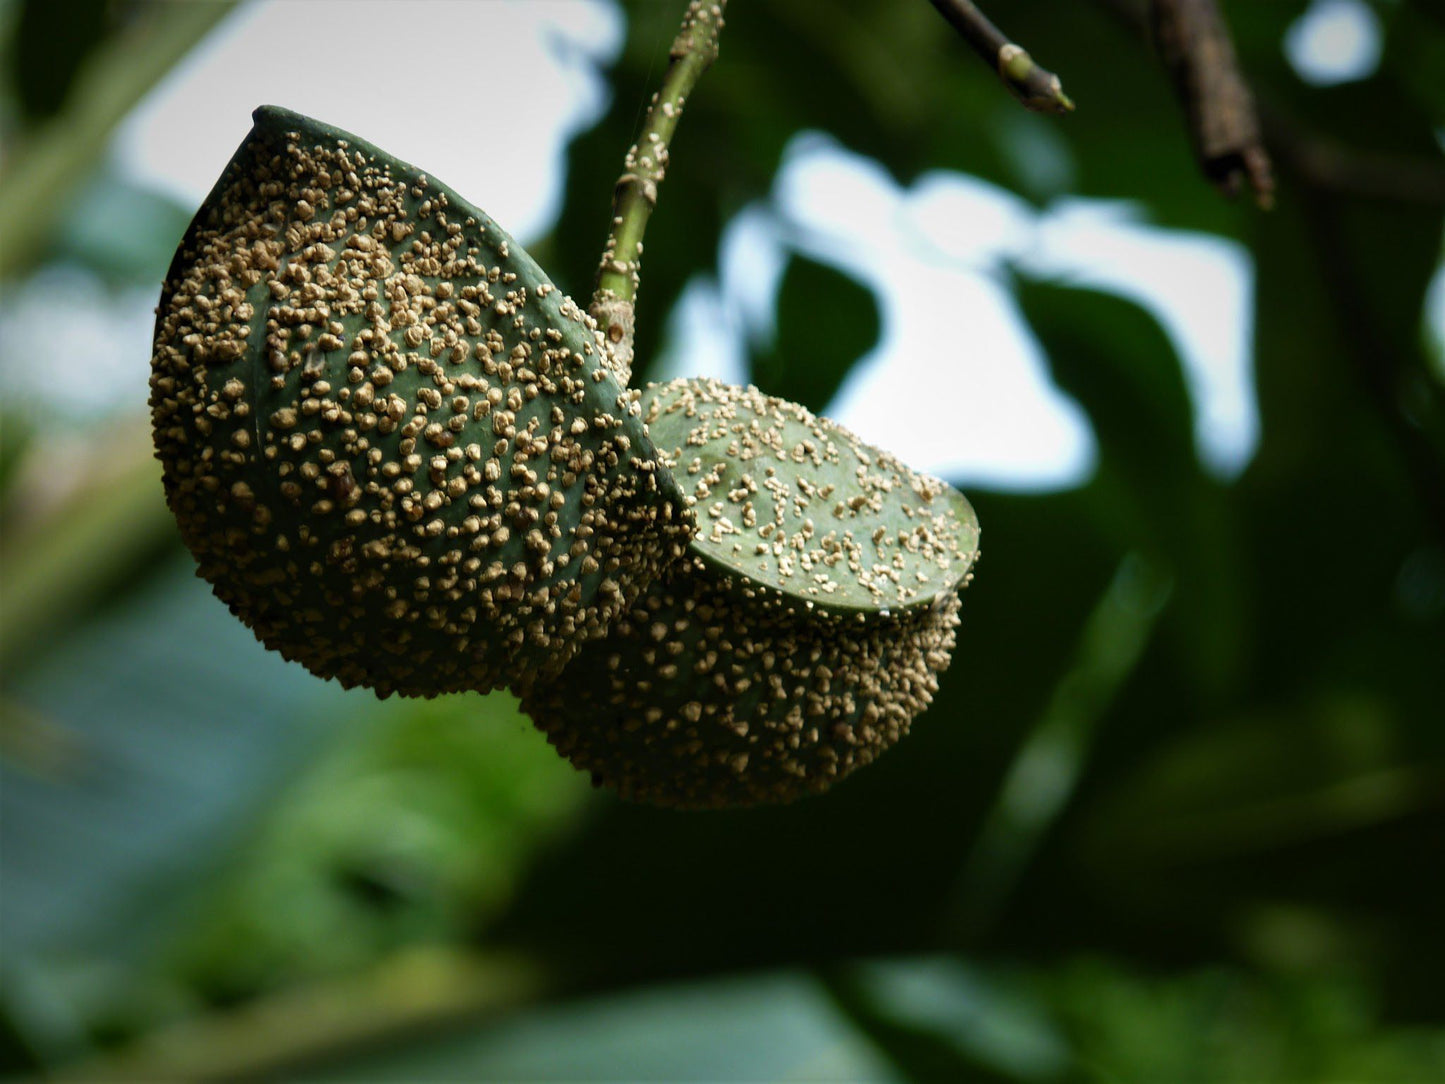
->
[591, 0, 728, 385]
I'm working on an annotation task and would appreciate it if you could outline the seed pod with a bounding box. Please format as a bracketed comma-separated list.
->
[150, 106, 693, 697]
[522, 378, 980, 808]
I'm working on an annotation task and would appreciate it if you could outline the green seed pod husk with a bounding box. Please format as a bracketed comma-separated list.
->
[522, 378, 980, 808]
[150, 106, 693, 698]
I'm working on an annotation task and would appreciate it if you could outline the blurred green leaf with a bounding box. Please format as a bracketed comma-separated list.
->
[949, 553, 1172, 942]
[1013, 275, 1196, 481]
[0, 411, 32, 506]
[1012, 275, 1247, 693]
[1038, 957, 1445, 1083]
[0, 0, 236, 280]
[1, 558, 368, 1063]
[5, 0, 108, 123]
[300, 970, 895, 1084]
[75, 957, 1445, 1084]
[1246, 29, 1445, 528]
[750, 253, 880, 414]
[821, 958, 1069, 1083]
[60, 947, 545, 1083]
[1079, 693, 1445, 868]
[170, 692, 589, 1005]
[0, 427, 174, 674]
[47, 172, 193, 287]
[1388, 2, 1445, 121]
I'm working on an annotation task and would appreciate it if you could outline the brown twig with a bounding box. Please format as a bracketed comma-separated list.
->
[1150, 0, 1274, 207]
[1083, 0, 1445, 534]
[925, 0, 1074, 114]
[1262, 103, 1445, 206]
[1095, 0, 1445, 207]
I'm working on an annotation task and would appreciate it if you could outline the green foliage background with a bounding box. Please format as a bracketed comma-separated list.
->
[2, 0, 1443, 1079]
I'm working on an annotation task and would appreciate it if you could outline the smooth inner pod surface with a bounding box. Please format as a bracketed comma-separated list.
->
[522, 378, 980, 808]
[150, 106, 692, 698]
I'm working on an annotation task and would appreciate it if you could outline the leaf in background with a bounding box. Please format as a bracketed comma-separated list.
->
[0, 425, 176, 675]
[69, 948, 544, 1083]
[1077, 692, 1445, 869]
[821, 958, 1070, 1083]
[0, 410, 33, 507]
[992, 167, 1444, 1007]
[169, 690, 588, 1006]
[1012, 277, 1196, 495]
[1238, 60, 1445, 767]
[0, 0, 237, 280]
[292, 970, 897, 1083]
[3, 482, 588, 1064]
[46, 172, 194, 287]
[80, 956, 1445, 1083]
[1248, 86, 1445, 538]
[0, 559, 369, 1065]
[948, 553, 1172, 943]
[1011, 275, 1247, 694]
[1221, 2, 1445, 511]
[1387, 2, 1445, 121]
[4, 0, 109, 123]
[749, 253, 880, 414]
[1036, 957, 1445, 1083]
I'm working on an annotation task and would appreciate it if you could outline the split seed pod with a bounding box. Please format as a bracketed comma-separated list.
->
[522, 378, 980, 808]
[150, 107, 692, 697]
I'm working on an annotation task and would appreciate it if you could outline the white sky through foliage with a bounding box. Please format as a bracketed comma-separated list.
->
[1, 0, 1276, 494]
[657, 137, 1257, 488]
[118, 0, 623, 240]
[1284, 0, 1383, 86]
